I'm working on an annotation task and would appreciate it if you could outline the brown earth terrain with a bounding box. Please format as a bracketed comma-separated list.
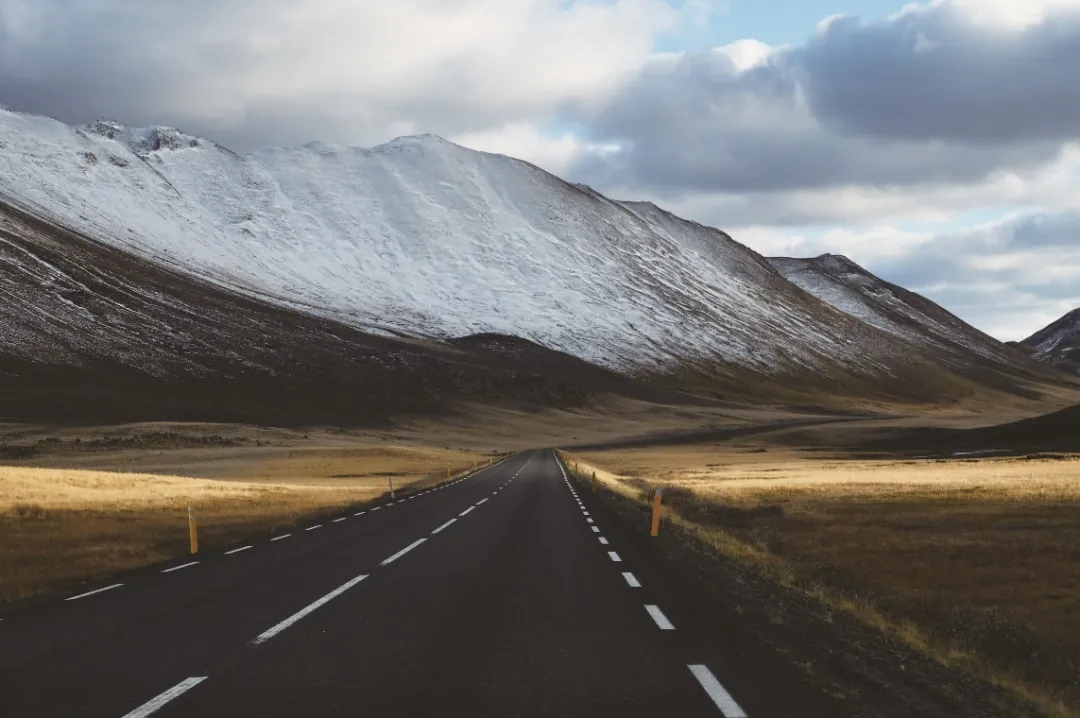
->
[564, 411, 1080, 717]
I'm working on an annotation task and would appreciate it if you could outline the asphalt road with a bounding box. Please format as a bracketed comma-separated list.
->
[1, 449, 837, 717]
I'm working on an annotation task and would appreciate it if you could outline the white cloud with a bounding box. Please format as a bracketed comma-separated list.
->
[0, 0, 688, 149]
[715, 39, 780, 71]
[895, 0, 1080, 29]
[453, 123, 622, 177]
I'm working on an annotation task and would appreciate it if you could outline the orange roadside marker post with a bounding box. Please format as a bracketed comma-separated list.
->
[650, 489, 663, 537]
[188, 505, 199, 554]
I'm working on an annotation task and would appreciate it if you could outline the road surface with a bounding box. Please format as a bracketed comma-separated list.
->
[1, 450, 835, 717]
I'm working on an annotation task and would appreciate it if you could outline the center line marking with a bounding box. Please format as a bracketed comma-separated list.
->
[354, 511, 366, 516]
[598, 537, 609, 545]
[431, 518, 457, 534]
[622, 572, 641, 587]
[162, 561, 199, 573]
[253, 574, 368, 644]
[688, 665, 748, 717]
[121, 676, 207, 718]
[476, 498, 489, 505]
[66, 583, 123, 600]
[372, 506, 382, 511]
[459, 506, 476, 516]
[591, 526, 600, 533]
[381, 538, 427, 566]
[587, 518, 594, 524]
[645, 605, 675, 630]
[608, 551, 622, 562]
[306, 524, 322, 531]
[332, 517, 346, 523]
[225, 545, 252, 555]
[270, 534, 291, 542]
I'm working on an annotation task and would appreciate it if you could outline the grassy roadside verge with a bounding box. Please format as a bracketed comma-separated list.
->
[1, 451, 503, 603]
[556, 450, 1077, 718]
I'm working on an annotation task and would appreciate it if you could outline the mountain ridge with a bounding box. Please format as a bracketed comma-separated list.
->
[1023, 308, 1080, 371]
[0, 106, 1071, 419]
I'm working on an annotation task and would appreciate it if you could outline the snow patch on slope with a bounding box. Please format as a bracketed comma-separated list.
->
[770, 254, 1011, 363]
[0, 107, 901, 375]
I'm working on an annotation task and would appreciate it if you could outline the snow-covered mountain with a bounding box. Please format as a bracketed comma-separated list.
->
[0, 107, 906, 378]
[1023, 308, 1080, 370]
[769, 254, 1023, 368]
[0, 106, 1062, 414]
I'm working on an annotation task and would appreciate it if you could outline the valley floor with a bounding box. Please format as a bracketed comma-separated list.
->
[3, 401, 1078, 716]
[568, 433, 1080, 717]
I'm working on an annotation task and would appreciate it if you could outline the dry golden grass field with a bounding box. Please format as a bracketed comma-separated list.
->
[0, 429, 491, 602]
[568, 445, 1080, 715]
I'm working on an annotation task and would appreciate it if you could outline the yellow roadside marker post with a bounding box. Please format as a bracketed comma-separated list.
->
[650, 489, 663, 537]
[188, 505, 199, 554]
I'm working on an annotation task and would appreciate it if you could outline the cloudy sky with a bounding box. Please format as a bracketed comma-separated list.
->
[2, 0, 1079, 340]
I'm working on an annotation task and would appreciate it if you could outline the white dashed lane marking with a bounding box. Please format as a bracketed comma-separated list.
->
[332, 518, 346, 523]
[66, 583, 123, 601]
[162, 561, 200, 573]
[459, 506, 476, 517]
[270, 534, 291, 542]
[306, 525, 322, 531]
[253, 574, 368, 645]
[608, 551, 622, 562]
[431, 518, 457, 535]
[688, 665, 748, 717]
[120, 677, 207, 718]
[591, 526, 600, 533]
[645, 605, 675, 630]
[224, 546, 252, 555]
[622, 572, 641, 587]
[380, 538, 427, 566]
[598, 537, 609, 545]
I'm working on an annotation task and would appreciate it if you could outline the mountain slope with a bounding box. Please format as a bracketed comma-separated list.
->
[1022, 308, 1080, 371]
[769, 254, 1028, 370]
[0, 108, 928, 382]
[0, 198, 687, 424]
[0, 106, 1066, 413]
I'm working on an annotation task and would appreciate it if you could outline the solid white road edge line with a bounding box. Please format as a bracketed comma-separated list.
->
[431, 518, 457, 534]
[225, 546, 252, 555]
[162, 562, 199, 573]
[120, 676, 208, 718]
[622, 572, 641, 587]
[253, 574, 368, 644]
[66, 583, 123, 600]
[608, 551, 622, 562]
[459, 506, 476, 516]
[688, 665, 748, 717]
[645, 605, 675, 630]
[270, 534, 291, 542]
[380, 538, 427, 566]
